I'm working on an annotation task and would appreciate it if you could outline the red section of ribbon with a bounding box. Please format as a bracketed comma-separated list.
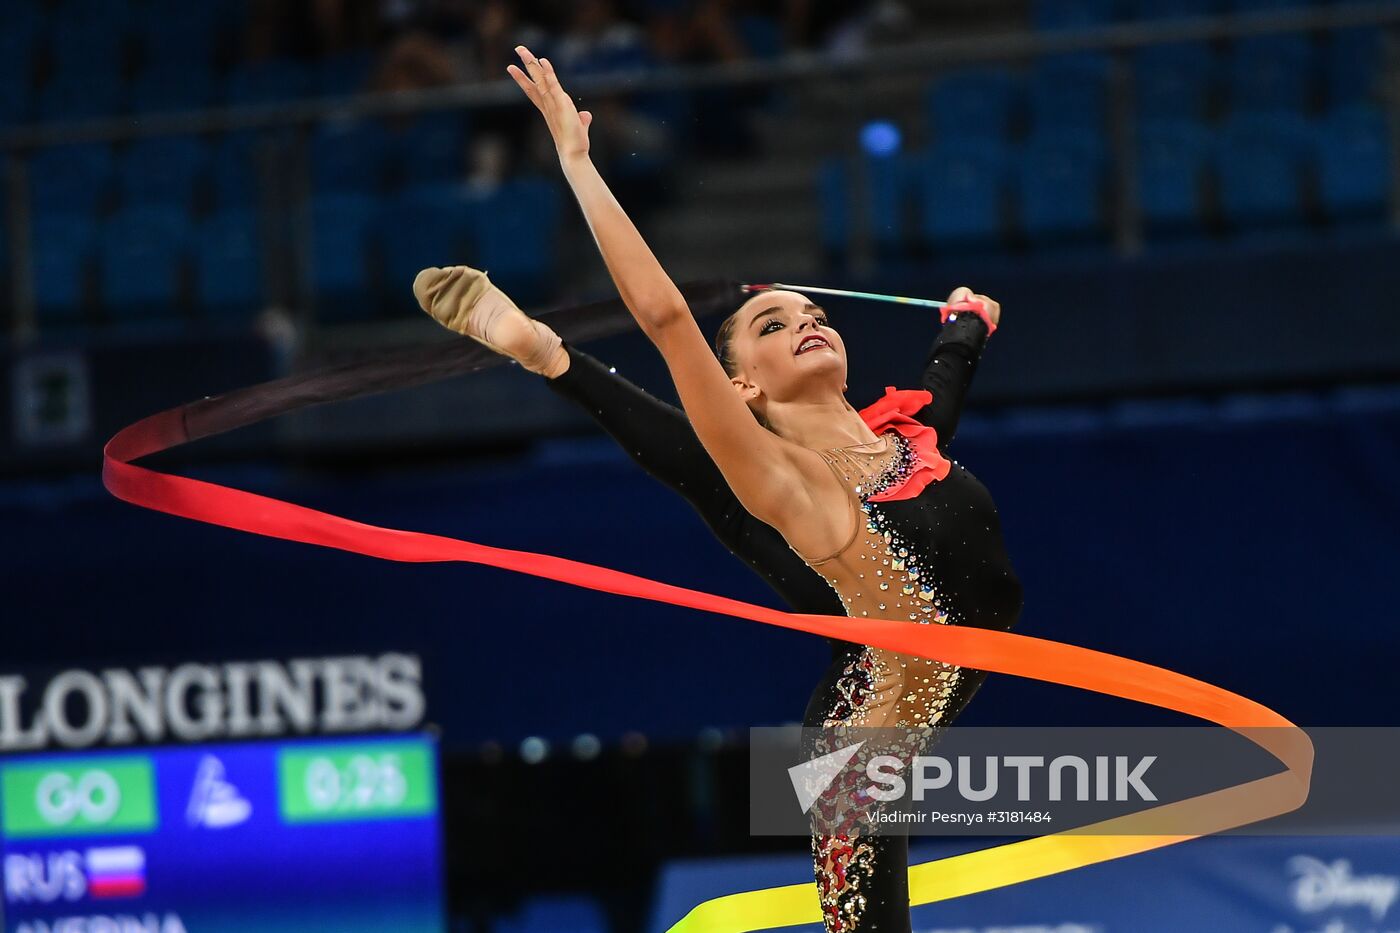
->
[104, 403, 1308, 738]
[103, 382, 1312, 927]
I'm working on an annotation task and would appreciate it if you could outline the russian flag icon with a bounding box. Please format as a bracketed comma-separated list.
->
[85, 846, 146, 899]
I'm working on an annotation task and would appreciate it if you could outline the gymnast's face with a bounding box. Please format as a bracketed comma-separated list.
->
[724, 290, 848, 405]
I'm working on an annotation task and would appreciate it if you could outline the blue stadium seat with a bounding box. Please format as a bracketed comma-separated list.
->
[196, 208, 264, 316]
[1029, 52, 1110, 134]
[136, 1, 223, 66]
[55, 0, 132, 21]
[379, 186, 473, 305]
[1228, 34, 1314, 114]
[1017, 131, 1107, 241]
[1127, 0, 1215, 17]
[465, 178, 561, 306]
[1033, 0, 1118, 30]
[817, 158, 850, 257]
[99, 206, 189, 316]
[120, 137, 210, 207]
[1326, 27, 1383, 108]
[1136, 119, 1212, 233]
[556, 32, 650, 76]
[37, 74, 126, 123]
[918, 140, 1008, 247]
[864, 152, 922, 257]
[736, 14, 784, 58]
[1215, 112, 1310, 226]
[212, 132, 264, 210]
[0, 6, 39, 124]
[1317, 105, 1390, 222]
[0, 61, 35, 127]
[50, 18, 126, 81]
[396, 113, 470, 185]
[225, 60, 312, 106]
[1134, 42, 1215, 121]
[32, 214, 97, 323]
[3, 0, 44, 36]
[30, 144, 114, 214]
[310, 194, 379, 317]
[316, 51, 376, 97]
[1225, 0, 1310, 10]
[311, 119, 390, 193]
[926, 69, 1018, 141]
[130, 64, 218, 114]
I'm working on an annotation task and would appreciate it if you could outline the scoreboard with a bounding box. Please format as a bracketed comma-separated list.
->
[0, 733, 445, 933]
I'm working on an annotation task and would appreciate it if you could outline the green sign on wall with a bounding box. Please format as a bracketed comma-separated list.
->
[278, 740, 437, 823]
[1, 756, 158, 838]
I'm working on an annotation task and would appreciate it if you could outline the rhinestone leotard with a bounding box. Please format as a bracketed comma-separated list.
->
[797, 429, 1023, 933]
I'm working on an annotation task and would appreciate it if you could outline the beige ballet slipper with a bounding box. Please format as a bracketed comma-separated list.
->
[413, 266, 565, 376]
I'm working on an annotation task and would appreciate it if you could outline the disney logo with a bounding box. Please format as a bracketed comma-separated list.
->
[1290, 856, 1399, 921]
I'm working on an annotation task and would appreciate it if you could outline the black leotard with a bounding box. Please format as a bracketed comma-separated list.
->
[545, 314, 1022, 932]
[545, 313, 1000, 642]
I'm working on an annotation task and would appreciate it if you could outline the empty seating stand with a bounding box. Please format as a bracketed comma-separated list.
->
[99, 205, 189, 319]
[309, 193, 379, 320]
[197, 208, 265, 316]
[1, 0, 1393, 328]
[1215, 112, 1311, 228]
[920, 140, 1009, 248]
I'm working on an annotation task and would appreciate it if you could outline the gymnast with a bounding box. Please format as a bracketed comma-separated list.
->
[412, 45, 1023, 933]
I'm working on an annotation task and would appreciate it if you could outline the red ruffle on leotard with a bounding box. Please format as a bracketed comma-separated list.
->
[856, 386, 951, 502]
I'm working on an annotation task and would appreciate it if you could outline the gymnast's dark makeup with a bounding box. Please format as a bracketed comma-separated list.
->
[722, 291, 850, 406]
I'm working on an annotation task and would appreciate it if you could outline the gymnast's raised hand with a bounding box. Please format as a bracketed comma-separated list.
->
[505, 46, 592, 161]
[503, 43, 868, 562]
[412, 48, 603, 378]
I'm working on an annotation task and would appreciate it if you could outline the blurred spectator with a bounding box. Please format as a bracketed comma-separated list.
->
[249, 0, 381, 59]
[545, 0, 674, 198]
[554, 0, 652, 73]
[781, 0, 855, 50]
[823, 0, 913, 61]
[372, 30, 463, 91]
[369, 3, 554, 188]
[647, 0, 778, 65]
[228, 2, 884, 195]
[469, 0, 551, 78]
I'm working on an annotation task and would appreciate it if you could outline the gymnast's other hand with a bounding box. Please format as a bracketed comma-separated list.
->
[944, 285, 1001, 331]
[412, 265, 569, 378]
[507, 46, 592, 163]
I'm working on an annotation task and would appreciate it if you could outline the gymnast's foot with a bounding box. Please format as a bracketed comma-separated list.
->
[413, 266, 568, 378]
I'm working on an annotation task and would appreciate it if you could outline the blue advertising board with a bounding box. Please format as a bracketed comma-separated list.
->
[651, 836, 1400, 933]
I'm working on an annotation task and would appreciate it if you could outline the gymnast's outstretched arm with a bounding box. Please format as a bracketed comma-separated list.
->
[544, 343, 853, 615]
[546, 343, 731, 507]
[505, 48, 846, 559]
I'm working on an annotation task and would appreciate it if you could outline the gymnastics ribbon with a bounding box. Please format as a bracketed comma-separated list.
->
[101, 282, 1312, 933]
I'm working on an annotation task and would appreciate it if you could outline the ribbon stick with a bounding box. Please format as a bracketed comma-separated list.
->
[743, 282, 949, 311]
[100, 282, 1311, 933]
